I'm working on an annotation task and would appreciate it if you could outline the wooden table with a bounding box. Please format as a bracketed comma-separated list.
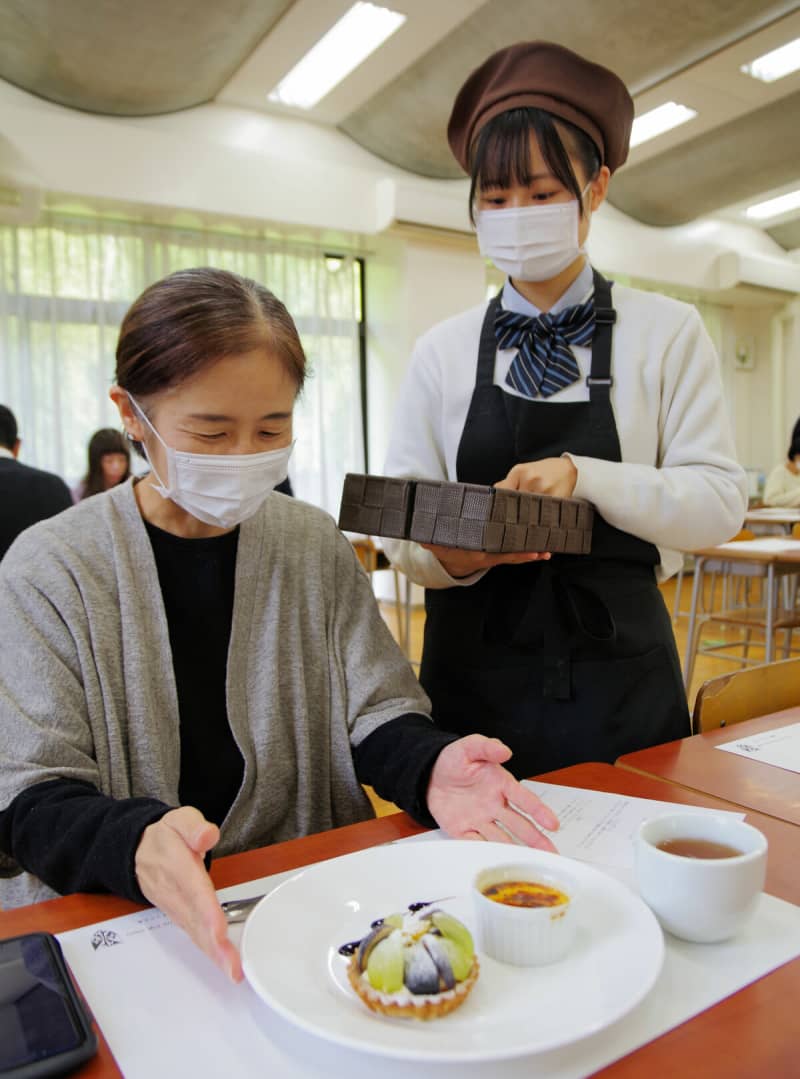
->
[1, 762, 798, 1079]
[683, 539, 800, 685]
[617, 708, 800, 826]
[745, 508, 800, 533]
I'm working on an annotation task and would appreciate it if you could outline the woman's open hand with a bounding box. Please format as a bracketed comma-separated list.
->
[135, 806, 242, 982]
[426, 735, 560, 849]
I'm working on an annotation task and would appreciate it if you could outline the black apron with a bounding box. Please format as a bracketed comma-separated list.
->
[419, 270, 689, 780]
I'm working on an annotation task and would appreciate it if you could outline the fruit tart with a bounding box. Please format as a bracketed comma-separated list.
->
[345, 907, 479, 1020]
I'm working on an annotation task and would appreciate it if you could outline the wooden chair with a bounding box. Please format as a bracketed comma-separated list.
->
[349, 537, 410, 656]
[692, 657, 800, 733]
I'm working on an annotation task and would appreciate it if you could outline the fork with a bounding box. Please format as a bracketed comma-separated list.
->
[221, 895, 264, 924]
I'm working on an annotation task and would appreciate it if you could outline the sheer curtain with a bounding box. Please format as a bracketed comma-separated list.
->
[0, 215, 364, 513]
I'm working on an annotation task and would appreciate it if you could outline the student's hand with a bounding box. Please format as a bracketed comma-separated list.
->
[135, 807, 242, 982]
[426, 735, 559, 850]
[422, 544, 550, 579]
[498, 457, 578, 498]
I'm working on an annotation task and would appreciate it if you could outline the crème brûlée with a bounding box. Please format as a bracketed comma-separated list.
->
[346, 907, 479, 1020]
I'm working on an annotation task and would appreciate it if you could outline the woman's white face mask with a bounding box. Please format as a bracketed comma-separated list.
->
[129, 395, 293, 529]
[475, 185, 591, 282]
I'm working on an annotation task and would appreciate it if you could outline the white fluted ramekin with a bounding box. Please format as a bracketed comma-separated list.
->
[472, 862, 578, 967]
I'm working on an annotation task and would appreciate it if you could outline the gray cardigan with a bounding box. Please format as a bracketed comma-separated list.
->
[0, 481, 430, 906]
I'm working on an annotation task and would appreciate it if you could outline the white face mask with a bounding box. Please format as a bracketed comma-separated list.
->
[129, 396, 293, 529]
[475, 188, 590, 282]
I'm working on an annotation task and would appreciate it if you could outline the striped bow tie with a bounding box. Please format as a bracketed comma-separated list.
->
[496, 295, 595, 399]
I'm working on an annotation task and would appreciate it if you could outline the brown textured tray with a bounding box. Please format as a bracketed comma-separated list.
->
[338, 473, 593, 554]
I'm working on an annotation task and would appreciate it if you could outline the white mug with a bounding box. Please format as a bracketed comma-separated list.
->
[635, 813, 767, 943]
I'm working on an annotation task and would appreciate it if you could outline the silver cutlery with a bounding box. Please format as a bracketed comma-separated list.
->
[221, 895, 264, 923]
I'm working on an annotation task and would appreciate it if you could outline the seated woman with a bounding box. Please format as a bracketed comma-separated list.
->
[72, 427, 131, 501]
[763, 434, 800, 508]
[0, 267, 557, 981]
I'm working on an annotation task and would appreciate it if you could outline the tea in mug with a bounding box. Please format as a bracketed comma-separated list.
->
[656, 838, 742, 859]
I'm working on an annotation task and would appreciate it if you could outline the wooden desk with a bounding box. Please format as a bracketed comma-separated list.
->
[617, 708, 800, 826]
[1, 762, 798, 1079]
[684, 540, 800, 685]
[745, 508, 800, 532]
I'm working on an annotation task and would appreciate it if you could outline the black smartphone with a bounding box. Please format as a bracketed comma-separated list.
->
[0, 932, 97, 1078]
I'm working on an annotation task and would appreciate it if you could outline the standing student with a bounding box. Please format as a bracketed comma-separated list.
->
[384, 42, 747, 780]
[0, 267, 557, 981]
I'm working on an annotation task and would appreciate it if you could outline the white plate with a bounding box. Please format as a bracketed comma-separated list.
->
[242, 841, 663, 1063]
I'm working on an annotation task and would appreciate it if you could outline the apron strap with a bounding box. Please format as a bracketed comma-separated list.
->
[476, 293, 503, 388]
[587, 269, 616, 404]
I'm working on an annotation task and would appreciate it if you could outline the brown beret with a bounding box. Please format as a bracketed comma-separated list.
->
[447, 41, 634, 175]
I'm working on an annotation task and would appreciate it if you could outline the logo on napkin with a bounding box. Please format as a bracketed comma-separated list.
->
[91, 929, 121, 950]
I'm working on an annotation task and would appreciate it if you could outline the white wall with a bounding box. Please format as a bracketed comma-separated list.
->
[366, 228, 485, 473]
[365, 228, 486, 603]
[777, 302, 800, 455]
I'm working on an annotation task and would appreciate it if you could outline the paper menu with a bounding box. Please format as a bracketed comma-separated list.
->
[714, 537, 800, 552]
[746, 508, 800, 518]
[716, 721, 800, 775]
[520, 781, 743, 875]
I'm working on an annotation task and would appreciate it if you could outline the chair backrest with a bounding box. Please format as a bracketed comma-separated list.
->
[350, 536, 379, 573]
[692, 658, 800, 733]
[793, 523, 800, 540]
[728, 528, 756, 542]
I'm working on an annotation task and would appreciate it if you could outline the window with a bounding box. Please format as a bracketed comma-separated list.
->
[0, 215, 365, 513]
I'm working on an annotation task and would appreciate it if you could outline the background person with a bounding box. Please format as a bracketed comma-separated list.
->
[763, 433, 800, 507]
[384, 42, 747, 782]
[0, 268, 558, 982]
[0, 404, 72, 561]
[73, 427, 131, 501]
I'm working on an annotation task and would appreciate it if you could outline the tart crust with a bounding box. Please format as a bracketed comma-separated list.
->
[347, 954, 480, 1020]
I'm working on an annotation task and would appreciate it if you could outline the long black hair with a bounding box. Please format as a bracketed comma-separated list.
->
[468, 107, 601, 223]
[81, 428, 131, 497]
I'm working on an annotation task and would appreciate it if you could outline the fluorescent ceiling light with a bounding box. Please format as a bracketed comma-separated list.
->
[268, 2, 406, 109]
[745, 188, 800, 221]
[740, 37, 800, 83]
[629, 102, 698, 147]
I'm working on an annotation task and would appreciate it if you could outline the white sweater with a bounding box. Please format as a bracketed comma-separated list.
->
[763, 463, 800, 508]
[384, 279, 747, 585]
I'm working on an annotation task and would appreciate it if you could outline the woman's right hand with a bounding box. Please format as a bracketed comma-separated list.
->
[135, 806, 242, 982]
[421, 543, 550, 579]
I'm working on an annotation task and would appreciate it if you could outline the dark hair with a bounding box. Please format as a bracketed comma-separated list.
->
[0, 404, 18, 450]
[468, 107, 601, 223]
[81, 428, 131, 498]
[115, 267, 307, 399]
[789, 437, 800, 462]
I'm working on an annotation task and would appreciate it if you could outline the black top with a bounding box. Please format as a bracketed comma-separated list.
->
[0, 456, 72, 560]
[144, 519, 244, 827]
[0, 515, 454, 904]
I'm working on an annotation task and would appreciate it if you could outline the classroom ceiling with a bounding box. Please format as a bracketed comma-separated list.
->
[0, 0, 799, 246]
